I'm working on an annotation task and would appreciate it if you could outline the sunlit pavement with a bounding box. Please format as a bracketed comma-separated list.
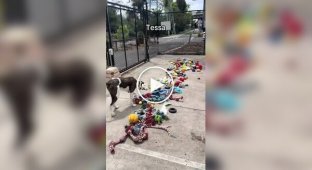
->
[0, 20, 106, 170]
[206, 36, 312, 170]
[106, 55, 205, 170]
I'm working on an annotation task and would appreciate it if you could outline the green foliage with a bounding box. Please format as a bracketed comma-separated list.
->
[107, 8, 119, 33]
[176, 0, 187, 12]
[115, 25, 129, 40]
[171, 2, 191, 33]
[132, 0, 145, 12]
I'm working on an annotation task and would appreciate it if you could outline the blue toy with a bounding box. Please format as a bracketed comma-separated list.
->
[174, 86, 183, 94]
[207, 89, 239, 112]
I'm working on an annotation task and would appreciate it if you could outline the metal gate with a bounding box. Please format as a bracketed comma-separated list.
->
[147, 10, 205, 56]
[2, 0, 106, 39]
[106, 1, 150, 72]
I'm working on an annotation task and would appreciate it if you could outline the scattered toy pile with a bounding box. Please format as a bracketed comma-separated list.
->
[108, 102, 171, 154]
[109, 58, 203, 154]
[136, 58, 203, 103]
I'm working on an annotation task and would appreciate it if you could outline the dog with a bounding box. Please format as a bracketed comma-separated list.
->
[0, 26, 106, 169]
[106, 68, 137, 120]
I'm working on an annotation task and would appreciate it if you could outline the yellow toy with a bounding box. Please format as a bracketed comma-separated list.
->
[128, 113, 139, 124]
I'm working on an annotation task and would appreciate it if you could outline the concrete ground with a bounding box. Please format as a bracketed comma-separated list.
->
[0, 20, 106, 170]
[106, 55, 206, 170]
[206, 35, 312, 169]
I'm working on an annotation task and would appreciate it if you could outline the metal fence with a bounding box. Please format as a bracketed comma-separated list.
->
[106, 1, 149, 72]
[147, 10, 205, 56]
[2, 0, 106, 39]
[107, 1, 205, 72]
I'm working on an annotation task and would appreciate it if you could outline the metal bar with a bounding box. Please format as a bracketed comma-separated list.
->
[203, 0, 206, 55]
[144, 1, 150, 61]
[135, 13, 140, 62]
[156, 11, 159, 44]
[120, 8, 128, 68]
[108, 5, 139, 12]
[108, 2, 139, 11]
[155, 10, 204, 14]
[106, 6, 115, 66]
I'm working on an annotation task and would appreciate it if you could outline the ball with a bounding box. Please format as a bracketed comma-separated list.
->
[128, 113, 139, 124]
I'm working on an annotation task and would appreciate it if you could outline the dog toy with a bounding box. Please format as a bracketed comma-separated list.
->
[89, 124, 106, 145]
[169, 95, 183, 102]
[169, 108, 177, 113]
[128, 113, 139, 124]
[154, 114, 162, 124]
[178, 77, 186, 82]
[109, 120, 171, 154]
[174, 80, 182, 87]
[195, 61, 203, 70]
[179, 84, 188, 88]
[173, 86, 183, 94]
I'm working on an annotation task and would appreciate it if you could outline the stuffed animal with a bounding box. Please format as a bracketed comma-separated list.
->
[128, 113, 139, 124]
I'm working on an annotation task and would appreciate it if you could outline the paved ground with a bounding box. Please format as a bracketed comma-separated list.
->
[206, 34, 312, 170]
[112, 32, 204, 70]
[106, 55, 206, 170]
[0, 20, 106, 170]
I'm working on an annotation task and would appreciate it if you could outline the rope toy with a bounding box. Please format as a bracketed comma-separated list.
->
[109, 59, 203, 154]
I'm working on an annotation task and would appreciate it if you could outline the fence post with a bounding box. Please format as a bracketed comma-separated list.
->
[120, 8, 128, 68]
[135, 13, 140, 62]
[106, 6, 115, 66]
[144, 0, 150, 61]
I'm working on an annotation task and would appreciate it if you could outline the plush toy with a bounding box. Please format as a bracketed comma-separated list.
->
[128, 113, 139, 124]
[174, 80, 182, 87]
[173, 86, 183, 94]
[178, 77, 186, 82]
[195, 61, 203, 70]
[154, 114, 162, 124]
[181, 64, 190, 72]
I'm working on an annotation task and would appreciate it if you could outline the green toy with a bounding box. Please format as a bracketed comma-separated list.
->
[154, 115, 162, 124]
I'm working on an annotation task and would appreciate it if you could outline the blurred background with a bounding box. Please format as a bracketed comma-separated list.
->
[205, 0, 312, 170]
[0, 0, 106, 170]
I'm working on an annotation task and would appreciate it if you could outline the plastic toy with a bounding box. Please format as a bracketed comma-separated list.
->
[128, 113, 139, 124]
[169, 108, 177, 113]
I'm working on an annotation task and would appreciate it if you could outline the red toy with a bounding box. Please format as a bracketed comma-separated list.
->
[178, 77, 186, 82]
[143, 93, 152, 98]
[174, 80, 182, 87]
[195, 61, 203, 70]
[281, 10, 303, 38]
